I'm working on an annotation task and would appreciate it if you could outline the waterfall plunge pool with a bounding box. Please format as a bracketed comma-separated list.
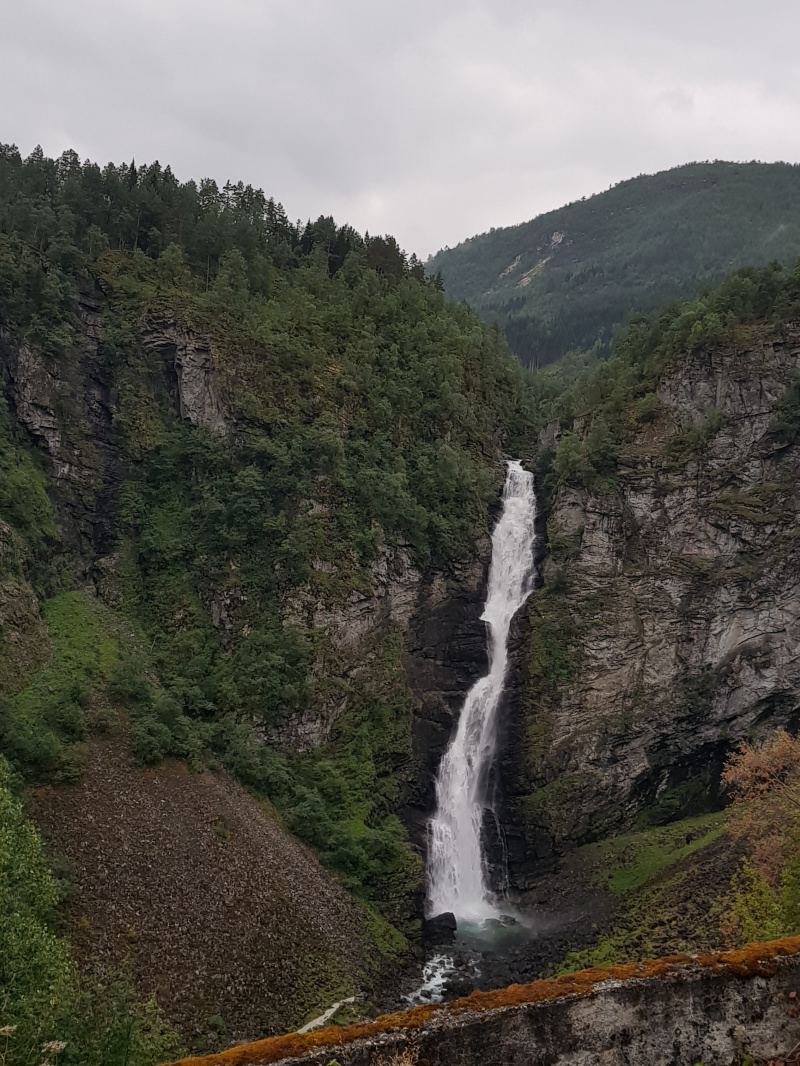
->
[404, 889, 613, 1005]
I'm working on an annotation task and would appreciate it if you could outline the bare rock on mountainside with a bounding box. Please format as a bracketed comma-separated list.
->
[142, 316, 227, 435]
[500, 325, 800, 885]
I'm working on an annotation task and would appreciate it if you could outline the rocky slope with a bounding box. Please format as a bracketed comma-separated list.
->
[501, 322, 800, 887]
[33, 727, 371, 1050]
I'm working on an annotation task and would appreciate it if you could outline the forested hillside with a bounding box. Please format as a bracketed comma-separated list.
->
[0, 144, 535, 1060]
[428, 161, 800, 367]
[7, 141, 800, 1065]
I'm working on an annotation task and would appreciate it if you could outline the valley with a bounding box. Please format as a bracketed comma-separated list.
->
[3, 144, 800, 1065]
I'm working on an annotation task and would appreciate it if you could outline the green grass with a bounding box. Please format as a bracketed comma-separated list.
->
[1, 593, 122, 781]
[364, 904, 409, 963]
[571, 811, 727, 896]
[14, 593, 120, 712]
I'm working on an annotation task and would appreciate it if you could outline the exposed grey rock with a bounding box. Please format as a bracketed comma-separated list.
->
[142, 317, 226, 433]
[502, 328, 800, 882]
[284, 543, 421, 655]
[275, 543, 424, 751]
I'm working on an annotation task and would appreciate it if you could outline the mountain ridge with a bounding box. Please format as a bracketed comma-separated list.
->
[428, 160, 800, 366]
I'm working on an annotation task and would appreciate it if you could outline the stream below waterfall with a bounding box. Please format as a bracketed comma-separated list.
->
[404, 878, 614, 1005]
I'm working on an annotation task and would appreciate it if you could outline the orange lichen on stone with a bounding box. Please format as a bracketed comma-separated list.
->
[161, 934, 800, 1066]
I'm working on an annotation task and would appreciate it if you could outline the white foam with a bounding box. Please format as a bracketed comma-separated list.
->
[427, 461, 538, 920]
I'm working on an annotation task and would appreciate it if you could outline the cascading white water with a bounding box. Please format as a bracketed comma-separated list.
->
[427, 460, 537, 921]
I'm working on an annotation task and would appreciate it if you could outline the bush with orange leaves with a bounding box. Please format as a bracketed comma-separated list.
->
[720, 731, 800, 945]
[723, 730, 800, 884]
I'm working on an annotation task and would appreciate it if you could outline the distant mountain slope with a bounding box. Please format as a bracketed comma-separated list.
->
[427, 161, 800, 366]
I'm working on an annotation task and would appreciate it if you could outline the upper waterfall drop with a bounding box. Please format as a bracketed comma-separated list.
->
[427, 460, 538, 921]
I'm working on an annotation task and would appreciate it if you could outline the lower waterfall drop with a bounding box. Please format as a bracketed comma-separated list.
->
[427, 460, 538, 921]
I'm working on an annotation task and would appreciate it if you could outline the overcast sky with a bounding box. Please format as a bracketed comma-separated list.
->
[3, 0, 800, 258]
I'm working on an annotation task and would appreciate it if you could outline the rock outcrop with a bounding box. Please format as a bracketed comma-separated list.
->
[142, 316, 227, 434]
[502, 326, 800, 884]
[278, 525, 496, 868]
[0, 295, 228, 587]
[0, 291, 119, 580]
[278, 544, 424, 751]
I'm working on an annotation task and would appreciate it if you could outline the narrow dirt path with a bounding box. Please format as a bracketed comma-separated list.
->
[297, 998, 356, 1034]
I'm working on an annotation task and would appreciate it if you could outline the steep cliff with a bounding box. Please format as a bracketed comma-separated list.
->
[0, 146, 538, 1051]
[503, 311, 800, 887]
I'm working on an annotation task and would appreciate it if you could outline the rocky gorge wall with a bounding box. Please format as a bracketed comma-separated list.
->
[0, 279, 505, 1015]
[500, 324, 800, 885]
[0, 281, 498, 783]
[13, 266, 800, 1050]
[161, 936, 800, 1066]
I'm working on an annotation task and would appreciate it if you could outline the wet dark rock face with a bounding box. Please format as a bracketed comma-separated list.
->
[486, 481, 550, 890]
[0, 290, 122, 585]
[421, 912, 457, 948]
[400, 547, 492, 862]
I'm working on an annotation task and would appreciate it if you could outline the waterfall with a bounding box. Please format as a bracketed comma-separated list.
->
[427, 460, 538, 921]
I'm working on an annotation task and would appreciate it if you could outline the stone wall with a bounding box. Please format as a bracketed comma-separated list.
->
[162, 937, 800, 1066]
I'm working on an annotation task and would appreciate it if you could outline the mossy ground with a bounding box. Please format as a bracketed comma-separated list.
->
[1, 592, 123, 783]
[556, 813, 738, 973]
[0, 576, 51, 700]
[568, 811, 727, 896]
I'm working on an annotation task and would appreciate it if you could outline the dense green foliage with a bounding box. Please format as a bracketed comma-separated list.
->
[0, 144, 535, 962]
[0, 756, 182, 1066]
[0, 399, 54, 564]
[0, 594, 120, 784]
[530, 259, 800, 499]
[429, 161, 800, 367]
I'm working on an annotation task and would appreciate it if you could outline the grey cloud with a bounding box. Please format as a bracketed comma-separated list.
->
[2, 0, 800, 256]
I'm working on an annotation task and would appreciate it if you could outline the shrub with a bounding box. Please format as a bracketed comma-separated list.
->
[722, 729, 800, 885]
[667, 406, 725, 463]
